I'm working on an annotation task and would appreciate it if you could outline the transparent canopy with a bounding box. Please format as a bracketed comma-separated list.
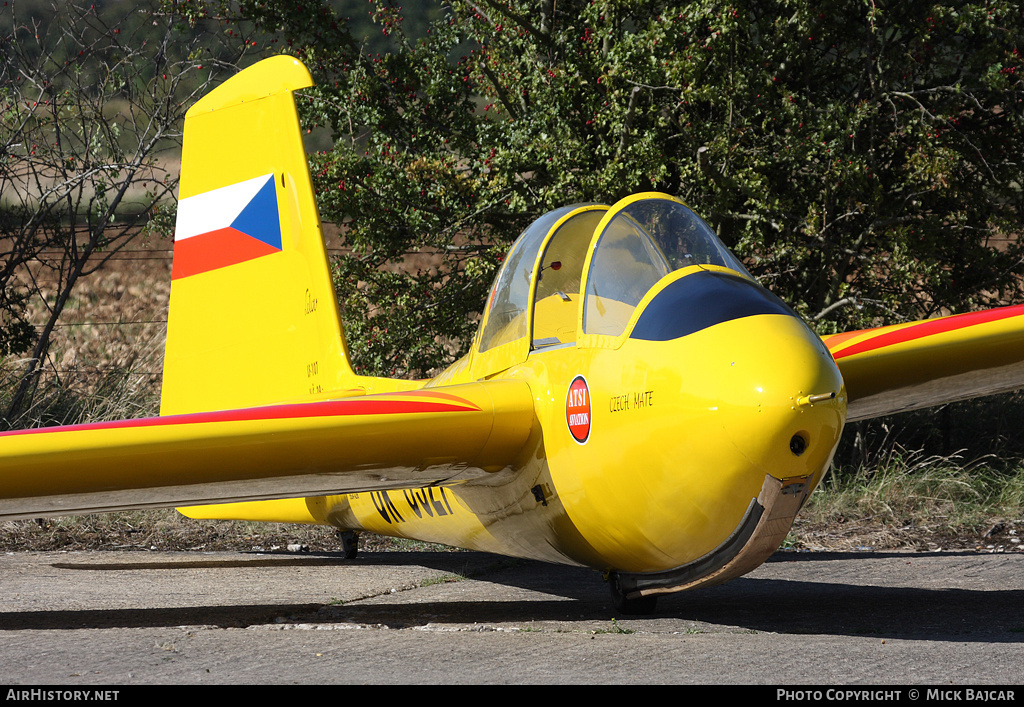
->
[478, 206, 582, 353]
[477, 195, 748, 353]
[582, 197, 749, 337]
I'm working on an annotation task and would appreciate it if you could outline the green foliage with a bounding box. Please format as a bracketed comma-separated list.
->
[231, 0, 1024, 376]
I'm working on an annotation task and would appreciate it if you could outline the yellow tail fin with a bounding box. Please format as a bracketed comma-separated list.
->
[161, 56, 355, 415]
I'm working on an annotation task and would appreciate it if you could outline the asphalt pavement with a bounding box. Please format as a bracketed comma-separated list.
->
[1, 548, 1022, 684]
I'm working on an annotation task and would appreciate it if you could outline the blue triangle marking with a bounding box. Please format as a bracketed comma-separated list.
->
[230, 175, 283, 250]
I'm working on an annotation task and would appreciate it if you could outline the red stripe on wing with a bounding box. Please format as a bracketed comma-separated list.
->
[831, 303, 1024, 360]
[0, 397, 481, 438]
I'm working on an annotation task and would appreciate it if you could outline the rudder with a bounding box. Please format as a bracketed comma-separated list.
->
[161, 56, 356, 415]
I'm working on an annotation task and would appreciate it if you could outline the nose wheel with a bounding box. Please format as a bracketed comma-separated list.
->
[608, 572, 658, 615]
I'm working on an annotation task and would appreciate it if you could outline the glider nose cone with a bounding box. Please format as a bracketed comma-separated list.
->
[719, 315, 846, 478]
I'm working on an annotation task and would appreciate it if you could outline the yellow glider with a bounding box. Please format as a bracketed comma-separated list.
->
[4, 56, 1024, 614]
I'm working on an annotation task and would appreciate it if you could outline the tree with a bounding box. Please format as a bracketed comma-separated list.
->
[228, 0, 1023, 378]
[0, 0, 251, 423]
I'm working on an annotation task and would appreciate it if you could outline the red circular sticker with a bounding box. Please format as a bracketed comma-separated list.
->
[565, 375, 591, 444]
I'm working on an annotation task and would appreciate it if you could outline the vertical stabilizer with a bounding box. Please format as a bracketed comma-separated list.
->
[161, 56, 355, 415]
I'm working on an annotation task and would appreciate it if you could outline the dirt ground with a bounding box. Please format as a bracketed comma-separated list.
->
[1, 504, 1021, 559]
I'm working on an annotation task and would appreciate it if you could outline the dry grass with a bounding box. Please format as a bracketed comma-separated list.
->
[789, 448, 1024, 552]
[3, 233, 171, 426]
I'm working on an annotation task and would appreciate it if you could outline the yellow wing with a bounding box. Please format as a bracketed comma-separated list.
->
[824, 304, 1024, 422]
[0, 382, 534, 521]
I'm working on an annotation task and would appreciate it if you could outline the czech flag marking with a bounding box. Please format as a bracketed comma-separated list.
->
[172, 173, 283, 280]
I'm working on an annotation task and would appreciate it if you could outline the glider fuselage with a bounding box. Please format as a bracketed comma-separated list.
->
[324, 292, 846, 580]
[254, 195, 849, 592]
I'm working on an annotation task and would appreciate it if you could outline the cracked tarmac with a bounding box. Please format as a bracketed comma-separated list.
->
[2, 548, 1023, 684]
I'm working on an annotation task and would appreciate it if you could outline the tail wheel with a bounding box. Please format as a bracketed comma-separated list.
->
[608, 572, 658, 615]
[338, 530, 359, 559]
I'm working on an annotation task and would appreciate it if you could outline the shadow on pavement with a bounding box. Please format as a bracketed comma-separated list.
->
[4, 549, 1022, 642]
